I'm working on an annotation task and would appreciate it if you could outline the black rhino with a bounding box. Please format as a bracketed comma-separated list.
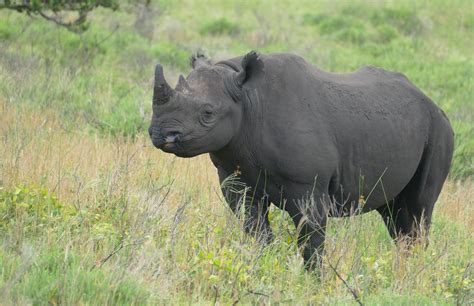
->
[148, 51, 454, 268]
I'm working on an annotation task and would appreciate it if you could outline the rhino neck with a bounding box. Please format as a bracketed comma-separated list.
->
[210, 87, 262, 173]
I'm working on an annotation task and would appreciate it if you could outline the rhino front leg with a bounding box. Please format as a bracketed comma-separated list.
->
[293, 212, 327, 270]
[285, 188, 328, 270]
[217, 167, 273, 244]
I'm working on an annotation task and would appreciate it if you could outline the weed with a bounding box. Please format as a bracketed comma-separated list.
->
[200, 17, 240, 37]
[0, 0, 472, 303]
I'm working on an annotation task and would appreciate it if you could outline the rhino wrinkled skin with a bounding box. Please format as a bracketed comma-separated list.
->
[148, 51, 454, 269]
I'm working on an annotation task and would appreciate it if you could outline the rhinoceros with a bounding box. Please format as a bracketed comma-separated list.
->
[148, 51, 454, 268]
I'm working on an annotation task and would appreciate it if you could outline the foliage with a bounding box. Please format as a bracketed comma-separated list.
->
[0, 0, 118, 33]
[0, 180, 471, 304]
[451, 120, 474, 179]
[303, 5, 422, 45]
[151, 41, 191, 70]
[0, 1, 473, 302]
[0, 91, 473, 304]
[0, 247, 149, 304]
[200, 17, 240, 36]
[0, 185, 72, 231]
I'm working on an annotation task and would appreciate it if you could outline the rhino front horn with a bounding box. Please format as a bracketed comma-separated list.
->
[153, 64, 174, 105]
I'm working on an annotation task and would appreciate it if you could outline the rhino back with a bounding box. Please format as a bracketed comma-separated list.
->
[249, 53, 434, 208]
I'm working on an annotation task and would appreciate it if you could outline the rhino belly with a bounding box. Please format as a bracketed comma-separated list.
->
[335, 121, 426, 212]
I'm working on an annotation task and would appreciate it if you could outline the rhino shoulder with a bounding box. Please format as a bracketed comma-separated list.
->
[360, 65, 409, 81]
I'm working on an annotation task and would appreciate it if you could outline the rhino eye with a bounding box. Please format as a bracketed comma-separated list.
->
[200, 105, 216, 126]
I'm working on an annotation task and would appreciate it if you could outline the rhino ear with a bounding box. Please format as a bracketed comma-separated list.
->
[191, 53, 211, 69]
[175, 74, 190, 92]
[235, 50, 264, 87]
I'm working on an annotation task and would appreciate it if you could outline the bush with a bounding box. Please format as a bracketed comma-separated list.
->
[0, 0, 119, 33]
[304, 5, 421, 45]
[151, 41, 190, 70]
[200, 17, 240, 36]
[375, 25, 399, 43]
[1, 248, 149, 304]
[370, 7, 423, 36]
[0, 18, 18, 40]
[451, 120, 474, 180]
[320, 16, 368, 45]
[302, 13, 327, 26]
[0, 185, 74, 232]
[304, 14, 370, 45]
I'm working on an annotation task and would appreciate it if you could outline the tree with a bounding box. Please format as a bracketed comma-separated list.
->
[0, 0, 119, 33]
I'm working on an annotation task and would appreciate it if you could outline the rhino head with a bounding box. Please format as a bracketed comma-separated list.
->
[148, 51, 262, 157]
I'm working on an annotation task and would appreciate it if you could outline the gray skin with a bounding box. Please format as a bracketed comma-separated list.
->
[149, 51, 454, 269]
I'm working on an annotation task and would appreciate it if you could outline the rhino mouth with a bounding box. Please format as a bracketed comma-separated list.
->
[161, 140, 179, 152]
[151, 130, 209, 157]
[151, 133, 182, 151]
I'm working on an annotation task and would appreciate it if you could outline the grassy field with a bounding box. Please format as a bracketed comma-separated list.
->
[0, 0, 473, 304]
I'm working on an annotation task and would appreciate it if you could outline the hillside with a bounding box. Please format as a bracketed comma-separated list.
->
[0, 0, 473, 304]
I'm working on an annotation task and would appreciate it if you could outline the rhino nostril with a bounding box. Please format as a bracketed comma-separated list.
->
[164, 131, 182, 143]
[168, 131, 181, 136]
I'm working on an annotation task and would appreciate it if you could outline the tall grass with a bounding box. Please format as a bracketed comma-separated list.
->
[0, 98, 472, 304]
[0, 0, 473, 304]
[0, 0, 472, 178]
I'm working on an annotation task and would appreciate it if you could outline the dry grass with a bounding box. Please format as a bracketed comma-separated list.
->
[1, 99, 473, 304]
[0, 0, 472, 303]
[438, 180, 474, 231]
[0, 99, 218, 204]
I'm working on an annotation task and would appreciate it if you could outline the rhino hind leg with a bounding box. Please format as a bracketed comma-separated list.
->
[377, 134, 453, 244]
[377, 196, 432, 244]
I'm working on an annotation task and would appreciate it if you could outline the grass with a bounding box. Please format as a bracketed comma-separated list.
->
[0, 0, 473, 304]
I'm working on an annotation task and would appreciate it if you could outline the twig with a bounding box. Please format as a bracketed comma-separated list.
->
[232, 289, 270, 305]
[246, 290, 270, 298]
[169, 200, 189, 259]
[90, 238, 145, 271]
[91, 240, 124, 270]
[1, 2, 117, 33]
[327, 260, 363, 306]
[37, 9, 89, 32]
[456, 262, 473, 306]
[212, 285, 219, 305]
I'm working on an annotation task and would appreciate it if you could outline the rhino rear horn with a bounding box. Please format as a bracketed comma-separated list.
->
[175, 74, 190, 92]
[153, 64, 174, 105]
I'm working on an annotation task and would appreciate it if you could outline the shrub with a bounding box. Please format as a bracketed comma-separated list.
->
[2, 248, 150, 304]
[303, 14, 369, 45]
[450, 120, 474, 180]
[302, 13, 328, 26]
[0, 185, 75, 232]
[0, 18, 17, 40]
[200, 17, 240, 36]
[151, 41, 190, 70]
[375, 24, 399, 43]
[319, 16, 368, 45]
[371, 7, 423, 36]
[0, 0, 119, 33]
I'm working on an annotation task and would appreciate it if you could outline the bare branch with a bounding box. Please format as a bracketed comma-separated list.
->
[0, 1, 118, 33]
[327, 260, 364, 306]
[37, 9, 90, 33]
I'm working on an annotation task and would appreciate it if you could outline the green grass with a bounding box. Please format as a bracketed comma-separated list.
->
[0, 0, 473, 304]
[0, 181, 472, 304]
[200, 17, 240, 36]
[0, 0, 472, 177]
[1, 247, 150, 304]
